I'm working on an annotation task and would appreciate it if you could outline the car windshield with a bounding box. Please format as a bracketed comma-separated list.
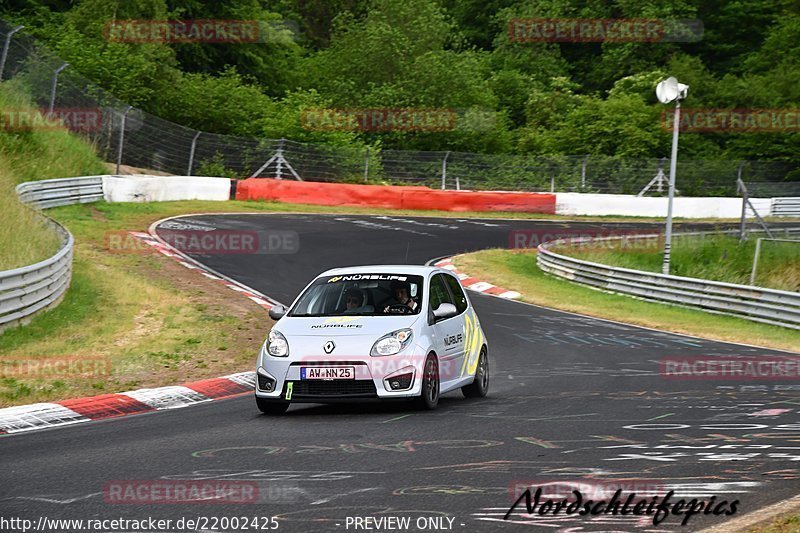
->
[289, 273, 424, 317]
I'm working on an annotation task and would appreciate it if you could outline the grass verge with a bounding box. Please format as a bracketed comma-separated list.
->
[454, 248, 800, 352]
[0, 84, 106, 270]
[746, 515, 800, 533]
[555, 233, 800, 291]
[0, 201, 272, 407]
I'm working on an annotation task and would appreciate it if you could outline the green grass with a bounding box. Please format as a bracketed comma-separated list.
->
[748, 514, 800, 533]
[0, 176, 61, 270]
[554, 233, 800, 291]
[0, 84, 106, 270]
[455, 249, 800, 353]
[0, 200, 271, 406]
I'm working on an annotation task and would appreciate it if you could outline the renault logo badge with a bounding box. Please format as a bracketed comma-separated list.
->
[323, 341, 335, 354]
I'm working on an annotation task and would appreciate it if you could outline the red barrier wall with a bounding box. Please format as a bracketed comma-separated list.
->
[235, 179, 556, 213]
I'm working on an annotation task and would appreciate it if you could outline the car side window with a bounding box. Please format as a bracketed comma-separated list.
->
[429, 274, 453, 311]
[444, 275, 468, 314]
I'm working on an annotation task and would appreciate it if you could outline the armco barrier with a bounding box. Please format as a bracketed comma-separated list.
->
[0, 220, 73, 332]
[16, 176, 106, 209]
[235, 178, 557, 213]
[2, 176, 107, 332]
[772, 197, 800, 217]
[537, 232, 800, 329]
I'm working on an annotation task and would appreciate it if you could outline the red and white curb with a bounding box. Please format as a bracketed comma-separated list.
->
[0, 224, 283, 436]
[130, 231, 279, 311]
[434, 257, 521, 300]
[0, 372, 256, 435]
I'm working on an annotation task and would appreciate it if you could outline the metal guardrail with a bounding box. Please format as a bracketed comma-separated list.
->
[537, 230, 800, 330]
[772, 197, 800, 217]
[0, 219, 73, 331]
[1, 176, 105, 332]
[16, 176, 105, 209]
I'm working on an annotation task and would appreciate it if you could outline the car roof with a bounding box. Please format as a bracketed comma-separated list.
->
[317, 265, 453, 278]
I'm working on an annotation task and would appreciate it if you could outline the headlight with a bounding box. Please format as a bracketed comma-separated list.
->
[267, 329, 289, 357]
[371, 329, 413, 356]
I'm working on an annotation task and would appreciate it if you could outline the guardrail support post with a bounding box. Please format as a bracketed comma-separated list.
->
[116, 106, 133, 174]
[48, 62, 69, 113]
[187, 131, 201, 176]
[0, 25, 24, 82]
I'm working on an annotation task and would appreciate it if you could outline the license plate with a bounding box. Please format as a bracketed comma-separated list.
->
[301, 366, 355, 380]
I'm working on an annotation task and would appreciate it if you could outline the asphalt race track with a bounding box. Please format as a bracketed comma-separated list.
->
[2, 213, 799, 533]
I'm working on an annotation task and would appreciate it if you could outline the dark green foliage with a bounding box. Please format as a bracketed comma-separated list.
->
[2, 0, 798, 167]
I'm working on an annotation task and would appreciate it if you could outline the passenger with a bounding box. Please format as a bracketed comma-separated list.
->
[344, 288, 374, 314]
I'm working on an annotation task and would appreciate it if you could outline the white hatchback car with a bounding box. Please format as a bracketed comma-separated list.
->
[255, 265, 489, 414]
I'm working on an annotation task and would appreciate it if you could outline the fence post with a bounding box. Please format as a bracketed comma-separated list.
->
[115, 106, 133, 174]
[441, 151, 451, 190]
[581, 154, 588, 189]
[738, 162, 747, 241]
[364, 147, 370, 182]
[0, 25, 24, 82]
[187, 131, 201, 176]
[48, 62, 69, 113]
[276, 138, 285, 179]
[550, 175, 555, 193]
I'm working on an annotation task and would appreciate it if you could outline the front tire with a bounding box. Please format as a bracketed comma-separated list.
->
[462, 347, 489, 398]
[256, 396, 289, 415]
[415, 354, 440, 410]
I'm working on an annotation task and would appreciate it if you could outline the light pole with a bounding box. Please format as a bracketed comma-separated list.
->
[656, 76, 689, 275]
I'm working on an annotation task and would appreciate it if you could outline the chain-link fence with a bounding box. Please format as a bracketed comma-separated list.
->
[2, 20, 799, 197]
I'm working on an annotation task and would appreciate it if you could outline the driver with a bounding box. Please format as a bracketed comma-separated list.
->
[383, 280, 418, 313]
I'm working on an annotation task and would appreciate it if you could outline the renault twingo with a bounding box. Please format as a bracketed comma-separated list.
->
[255, 266, 489, 414]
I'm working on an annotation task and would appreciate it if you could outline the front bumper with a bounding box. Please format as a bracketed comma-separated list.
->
[255, 354, 424, 402]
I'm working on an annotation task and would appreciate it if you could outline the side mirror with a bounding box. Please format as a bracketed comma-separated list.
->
[432, 303, 458, 321]
[268, 305, 287, 321]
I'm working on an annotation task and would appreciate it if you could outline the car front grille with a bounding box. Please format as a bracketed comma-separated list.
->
[289, 380, 377, 398]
